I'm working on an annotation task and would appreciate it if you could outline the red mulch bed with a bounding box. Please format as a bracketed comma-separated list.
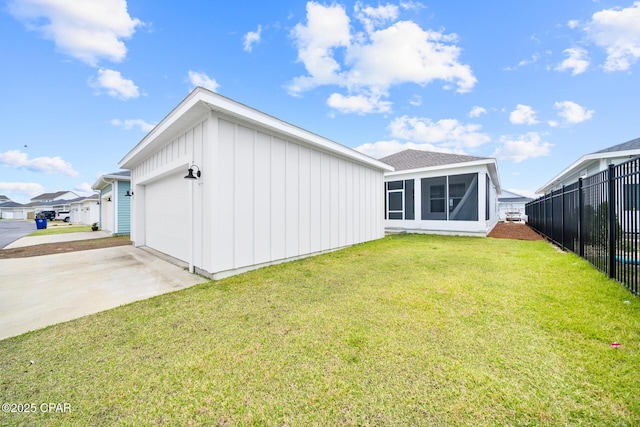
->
[488, 222, 545, 241]
[0, 236, 131, 259]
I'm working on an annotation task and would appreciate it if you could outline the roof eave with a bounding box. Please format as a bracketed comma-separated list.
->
[91, 174, 130, 191]
[536, 149, 640, 194]
[118, 87, 394, 172]
[385, 158, 501, 194]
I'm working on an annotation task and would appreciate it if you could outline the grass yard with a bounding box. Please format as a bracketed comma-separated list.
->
[29, 224, 91, 236]
[1, 234, 639, 426]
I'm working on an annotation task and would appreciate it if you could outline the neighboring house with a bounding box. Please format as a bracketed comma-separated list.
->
[537, 137, 640, 193]
[498, 190, 532, 220]
[30, 191, 79, 203]
[0, 195, 10, 203]
[29, 191, 79, 217]
[91, 172, 131, 235]
[0, 201, 34, 220]
[118, 87, 393, 279]
[69, 195, 100, 225]
[379, 149, 501, 236]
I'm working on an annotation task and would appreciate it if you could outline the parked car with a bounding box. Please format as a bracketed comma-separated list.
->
[37, 210, 56, 220]
[54, 211, 71, 222]
[505, 211, 523, 222]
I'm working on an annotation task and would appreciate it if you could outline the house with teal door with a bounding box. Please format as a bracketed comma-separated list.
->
[91, 171, 131, 235]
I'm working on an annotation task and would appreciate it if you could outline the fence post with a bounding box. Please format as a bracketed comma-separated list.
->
[608, 163, 616, 279]
[578, 178, 584, 257]
[561, 185, 565, 251]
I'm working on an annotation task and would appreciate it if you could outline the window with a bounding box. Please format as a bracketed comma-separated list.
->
[449, 174, 478, 221]
[485, 175, 491, 221]
[422, 174, 478, 221]
[624, 184, 640, 211]
[387, 180, 404, 220]
[449, 183, 466, 211]
[386, 180, 415, 220]
[421, 177, 447, 220]
[404, 179, 415, 220]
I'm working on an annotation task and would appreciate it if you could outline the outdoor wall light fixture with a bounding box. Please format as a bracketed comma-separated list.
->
[107, 196, 112, 202]
[124, 190, 134, 197]
[184, 164, 202, 180]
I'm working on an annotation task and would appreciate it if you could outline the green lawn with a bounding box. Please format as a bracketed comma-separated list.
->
[1, 234, 639, 426]
[29, 224, 91, 236]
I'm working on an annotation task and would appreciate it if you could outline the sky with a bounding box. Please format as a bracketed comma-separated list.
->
[1, 0, 639, 204]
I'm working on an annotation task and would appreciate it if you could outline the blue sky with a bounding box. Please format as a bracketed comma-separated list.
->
[1, 0, 639, 203]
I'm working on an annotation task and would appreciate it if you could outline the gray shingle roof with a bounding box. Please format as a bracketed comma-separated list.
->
[107, 171, 131, 177]
[31, 190, 70, 201]
[379, 149, 490, 171]
[0, 201, 24, 208]
[593, 137, 640, 154]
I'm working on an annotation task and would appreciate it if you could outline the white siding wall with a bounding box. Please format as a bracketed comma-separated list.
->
[205, 117, 384, 278]
[127, 111, 385, 278]
[129, 119, 206, 253]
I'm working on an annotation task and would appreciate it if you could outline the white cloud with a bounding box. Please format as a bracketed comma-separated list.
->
[8, 0, 142, 66]
[74, 182, 95, 196]
[90, 68, 139, 99]
[243, 25, 262, 52]
[327, 92, 392, 114]
[399, 1, 426, 12]
[346, 21, 476, 91]
[585, 1, 640, 71]
[509, 104, 538, 125]
[355, 139, 453, 159]
[188, 70, 220, 92]
[111, 118, 155, 132]
[0, 150, 78, 177]
[504, 53, 540, 71]
[389, 115, 490, 150]
[408, 95, 422, 106]
[288, 2, 476, 112]
[555, 47, 590, 75]
[469, 106, 487, 118]
[288, 2, 351, 94]
[0, 182, 45, 199]
[567, 20, 580, 29]
[354, 2, 399, 34]
[554, 100, 594, 124]
[493, 132, 552, 163]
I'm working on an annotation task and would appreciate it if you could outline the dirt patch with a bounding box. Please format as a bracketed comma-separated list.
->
[0, 236, 131, 259]
[488, 222, 545, 241]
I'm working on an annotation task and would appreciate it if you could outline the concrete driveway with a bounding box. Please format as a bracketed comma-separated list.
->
[0, 246, 207, 340]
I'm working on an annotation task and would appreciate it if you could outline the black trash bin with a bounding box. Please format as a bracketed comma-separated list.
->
[35, 218, 47, 229]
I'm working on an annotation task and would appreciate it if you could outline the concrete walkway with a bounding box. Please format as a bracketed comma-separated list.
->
[0, 233, 207, 340]
[3, 231, 111, 249]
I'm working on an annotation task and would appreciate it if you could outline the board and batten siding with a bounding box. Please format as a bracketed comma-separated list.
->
[129, 120, 206, 248]
[116, 181, 131, 235]
[131, 122, 201, 182]
[206, 117, 384, 278]
[124, 98, 386, 279]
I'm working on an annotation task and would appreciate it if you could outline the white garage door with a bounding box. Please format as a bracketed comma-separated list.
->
[144, 171, 190, 262]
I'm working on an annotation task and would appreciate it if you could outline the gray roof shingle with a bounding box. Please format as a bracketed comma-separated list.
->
[379, 149, 490, 171]
[31, 190, 70, 201]
[593, 137, 640, 154]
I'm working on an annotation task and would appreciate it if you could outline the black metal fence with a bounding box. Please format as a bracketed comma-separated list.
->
[526, 157, 640, 296]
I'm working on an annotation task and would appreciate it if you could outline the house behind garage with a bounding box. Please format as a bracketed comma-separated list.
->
[119, 87, 393, 279]
[379, 149, 501, 236]
[92, 171, 131, 235]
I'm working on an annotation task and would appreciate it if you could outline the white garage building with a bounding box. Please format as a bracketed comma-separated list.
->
[119, 87, 393, 279]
